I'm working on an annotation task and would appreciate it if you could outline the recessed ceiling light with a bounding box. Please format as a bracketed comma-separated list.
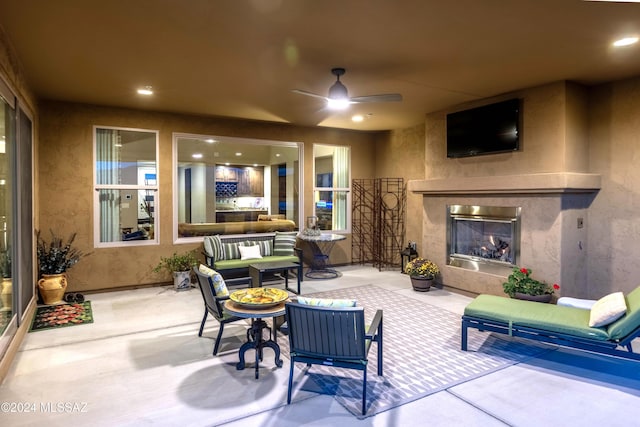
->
[192, 153, 203, 159]
[613, 36, 639, 47]
[235, 152, 242, 156]
[352, 115, 364, 122]
[137, 86, 153, 95]
[205, 138, 216, 143]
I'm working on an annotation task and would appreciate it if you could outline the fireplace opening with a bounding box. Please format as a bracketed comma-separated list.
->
[447, 205, 521, 274]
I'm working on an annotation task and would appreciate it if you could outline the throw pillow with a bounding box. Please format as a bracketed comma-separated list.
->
[223, 242, 241, 260]
[589, 291, 627, 327]
[198, 264, 229, 297]
[297, 296, 357, 307]
[203, 235, 224, 261]
[239, 244, 263, 260]
[257, 240, 273, 257]
[273, 231, 297, 256]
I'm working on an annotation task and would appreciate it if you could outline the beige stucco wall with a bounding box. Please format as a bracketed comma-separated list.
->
[374, 124, 425, 255]
[38, 101, 379, 291]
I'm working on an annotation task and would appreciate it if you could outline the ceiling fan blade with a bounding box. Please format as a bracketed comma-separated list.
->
[291, 89, 328, 101]
[350, 94, 403, 103]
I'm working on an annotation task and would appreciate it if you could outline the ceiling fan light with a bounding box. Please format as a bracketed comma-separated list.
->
[328, 80, 348, 100]
[327, 98, 350, 110]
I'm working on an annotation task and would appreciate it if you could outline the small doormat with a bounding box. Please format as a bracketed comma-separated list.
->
[29, 301, 93, 332]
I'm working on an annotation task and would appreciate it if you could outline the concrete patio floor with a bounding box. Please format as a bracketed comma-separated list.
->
[2, 265, 639, 426]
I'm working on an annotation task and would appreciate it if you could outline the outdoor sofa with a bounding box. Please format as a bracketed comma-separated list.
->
[461, 286, 640, 361]
[202, 232, 303, 282]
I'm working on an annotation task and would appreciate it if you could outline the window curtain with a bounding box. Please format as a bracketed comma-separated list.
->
[333, 147, 349, 230]
[96, 129, 120, 242]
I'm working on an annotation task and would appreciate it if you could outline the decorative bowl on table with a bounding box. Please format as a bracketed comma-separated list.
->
[229, 287, 288, 309]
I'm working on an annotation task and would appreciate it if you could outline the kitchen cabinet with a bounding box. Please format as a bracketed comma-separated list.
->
[216, 165, 264, 196]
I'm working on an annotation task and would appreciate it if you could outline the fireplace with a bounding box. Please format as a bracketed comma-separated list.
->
[447, 205, 521, 274]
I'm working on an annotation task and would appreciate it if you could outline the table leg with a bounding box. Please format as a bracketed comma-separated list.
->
[236, 318, 282, 379]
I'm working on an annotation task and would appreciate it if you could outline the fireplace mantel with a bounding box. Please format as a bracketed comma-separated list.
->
[408, 172, 601, 195]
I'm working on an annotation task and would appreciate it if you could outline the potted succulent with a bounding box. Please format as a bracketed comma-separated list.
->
[502, 267, 559, 303]
[404, 257, 440, 292]
[36, 230, 89, 305]
[153, 251, 199, 291]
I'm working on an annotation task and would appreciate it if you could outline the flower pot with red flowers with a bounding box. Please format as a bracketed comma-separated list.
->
[502, 267, 559, 303]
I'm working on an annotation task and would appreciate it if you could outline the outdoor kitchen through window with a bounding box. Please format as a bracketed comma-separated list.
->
[447, 205, 521, 273]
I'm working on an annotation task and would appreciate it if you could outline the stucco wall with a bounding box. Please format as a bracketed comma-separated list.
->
[38, 101, 378, 291]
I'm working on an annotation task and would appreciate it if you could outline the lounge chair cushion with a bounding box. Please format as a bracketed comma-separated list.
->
[589, 291, 627, 327]
[463, 294, 610, 341]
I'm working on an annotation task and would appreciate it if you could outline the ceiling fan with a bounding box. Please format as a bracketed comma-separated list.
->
[292, 68, 402, 109]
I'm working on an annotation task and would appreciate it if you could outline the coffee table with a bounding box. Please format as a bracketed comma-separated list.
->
[249, 261, 301, 294]
[224, 299, 286, 379]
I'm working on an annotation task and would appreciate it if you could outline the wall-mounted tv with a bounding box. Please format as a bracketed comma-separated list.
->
[446, 98, 521, 158]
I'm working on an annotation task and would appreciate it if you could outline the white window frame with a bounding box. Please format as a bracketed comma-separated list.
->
[312, 144, 351, 233]
[93, 126, 159, 248]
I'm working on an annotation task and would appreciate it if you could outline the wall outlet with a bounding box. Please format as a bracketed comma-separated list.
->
[577, 217, 584, 229]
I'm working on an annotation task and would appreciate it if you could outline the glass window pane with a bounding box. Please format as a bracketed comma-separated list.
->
[0, 91, 15, 333]
[175, 135, 300, 237]
[96, 128, 156, 186]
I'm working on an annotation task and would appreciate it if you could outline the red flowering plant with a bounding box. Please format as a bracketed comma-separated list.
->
[502, 267, 559, 297]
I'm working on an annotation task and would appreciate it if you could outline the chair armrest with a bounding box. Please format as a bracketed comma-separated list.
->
[366, 309, 383, 341]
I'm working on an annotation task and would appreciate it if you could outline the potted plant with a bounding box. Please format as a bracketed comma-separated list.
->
[36, 230, 89, 305]
[502, 267, 559, 303]
[153, 251, 199, 291]
[404, 257, 440, 292]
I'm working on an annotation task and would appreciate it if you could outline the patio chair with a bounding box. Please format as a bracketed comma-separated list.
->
[193, 267, 244, 355]
[284, 302, 383, 415]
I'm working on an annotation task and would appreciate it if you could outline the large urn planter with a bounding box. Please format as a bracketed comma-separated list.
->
[38, 273, 68, 305]
[513, 292, 552, 303]
[410, 275, 434, 292]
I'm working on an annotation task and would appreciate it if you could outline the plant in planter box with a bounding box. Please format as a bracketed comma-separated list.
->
[153, 251, 199, 291]
[502, 267, 559, 301]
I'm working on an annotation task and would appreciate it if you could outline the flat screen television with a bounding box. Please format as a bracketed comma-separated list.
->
[446, 98, 521, 158]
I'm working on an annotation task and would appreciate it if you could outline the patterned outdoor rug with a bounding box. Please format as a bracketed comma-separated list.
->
[278, 285, 554, 419]
[29, 301, 93, 332]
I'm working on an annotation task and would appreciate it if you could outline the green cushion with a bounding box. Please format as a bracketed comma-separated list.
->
[607, 286, 640, 340]
[464, 294, 610, 341]
[214, 255, 299, 270]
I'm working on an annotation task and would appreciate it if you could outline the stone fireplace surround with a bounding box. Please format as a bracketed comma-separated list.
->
[409, 172, 600, 298]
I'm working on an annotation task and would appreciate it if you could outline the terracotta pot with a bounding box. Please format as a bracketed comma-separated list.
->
[410, 276, 434, 292]
[38, 273, 68, 305]
[513, 292, 552, 303]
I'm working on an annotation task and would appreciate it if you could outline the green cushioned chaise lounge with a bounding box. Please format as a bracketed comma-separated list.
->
[461, 287, 640, 361]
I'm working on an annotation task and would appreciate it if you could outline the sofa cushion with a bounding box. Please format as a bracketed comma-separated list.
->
[274, 231, 297, 256]
[214, 255, 299, 270]
[589, 291, 627, 327]
[239, 244, 263, 260]
[198, 264, 229, 297]
[203, 235, 224, 261]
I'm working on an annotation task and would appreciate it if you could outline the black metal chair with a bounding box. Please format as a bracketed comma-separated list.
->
[193, 267, 244, 355]
[284, 302, 383, 415]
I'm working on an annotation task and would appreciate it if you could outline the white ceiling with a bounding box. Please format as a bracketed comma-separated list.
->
[1, 0, 640, 131]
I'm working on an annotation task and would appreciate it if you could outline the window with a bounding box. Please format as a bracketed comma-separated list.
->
[174, 134, 301, 239]
[313, 144, 350, 232]
[93, 127, 158, 247]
